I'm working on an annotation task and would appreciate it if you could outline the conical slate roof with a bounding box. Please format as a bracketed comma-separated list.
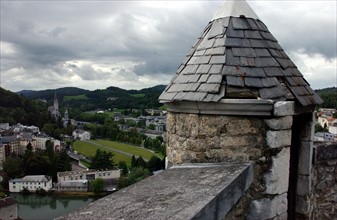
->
[159, 0, 323, 106]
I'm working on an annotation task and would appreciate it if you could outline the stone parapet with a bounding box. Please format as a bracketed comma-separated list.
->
[56, 162, 253, 220]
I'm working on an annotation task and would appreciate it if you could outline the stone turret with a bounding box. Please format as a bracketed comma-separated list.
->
[159, 1, 322, 219]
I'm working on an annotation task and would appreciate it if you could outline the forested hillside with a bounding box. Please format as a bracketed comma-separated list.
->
[315, 87, 337, 109]
[0, 87, 51, 127]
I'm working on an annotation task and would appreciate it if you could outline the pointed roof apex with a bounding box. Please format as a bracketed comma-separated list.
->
[212, 0, 259, 21]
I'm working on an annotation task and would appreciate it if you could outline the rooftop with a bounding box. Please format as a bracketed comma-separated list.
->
[159, 0, 322, 107]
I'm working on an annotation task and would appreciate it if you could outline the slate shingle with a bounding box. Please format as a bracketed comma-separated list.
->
[245, 77, 264, 87]
[263, 67, 284, 77]
[198, 83, 221, 93]
[208, 19, 226, 39]
[232, 17, 250, 30]
[255, 48, 271, 57]
[205, 47, 226, 55]
[250, 39, 268, 48]
[181, 65, 199, 74]
[209, 65, 223, 74]
[199, 74, 210, 83]
[210, 56, 226, 64]
[196, 65, 211, 74]
[259, 86, 286, 99]
[207, 75, 223, 84]
[227, 76, 245, 87]
[244, 30, 263, 39]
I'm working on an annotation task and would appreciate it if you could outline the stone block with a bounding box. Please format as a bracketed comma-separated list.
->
[266, 130, 291, 148]
[273, 101, 295, 116]
[264, 116, 293, 130]
[296, 175, 311, 196]
[226, 119, 260, 135]
[274, 212, 287, 220]
[300, 119, 314, 141]
[298, 141, 313, 175]
[264, 147, 290, 195]
[296, 196, 311, 216]
[247, 193, 288, 220]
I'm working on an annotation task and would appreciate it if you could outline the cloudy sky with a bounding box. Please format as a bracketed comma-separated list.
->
[1, 0, 336, 92]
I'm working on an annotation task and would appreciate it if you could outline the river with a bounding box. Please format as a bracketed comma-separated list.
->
[9, 193, 96, 220]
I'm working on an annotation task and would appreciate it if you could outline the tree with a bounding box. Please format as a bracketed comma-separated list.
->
[90, 178, 104, 194]
[135, 156, 146, 168]
[128, 167, 150, 185]
[131, 155, 137, 168]
[118, 161, 128, 176]
[315, 124, 328, 133]
[45, 140, 54, 159]
[26, 142, 33, 151]
[2, 156, 23, 178]
[147, 156, 164, 172]
[90, 149, 114, 170]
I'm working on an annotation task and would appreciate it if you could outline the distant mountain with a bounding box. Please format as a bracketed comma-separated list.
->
[17, 87, 90, 101]
[17, 85, 167, 112]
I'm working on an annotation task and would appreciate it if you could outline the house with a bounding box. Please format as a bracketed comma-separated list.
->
[72, 129, 91, 141]
[0, 197, 18, 220]
[34, 134, 61, 151]
[57, 169, 120, 183]
[328, 119, 337, 135]
[314, 132, 336, 142]
[113, 112, 123, 122]
[57, 169, 120, 192]
[8, 175, 52, 193]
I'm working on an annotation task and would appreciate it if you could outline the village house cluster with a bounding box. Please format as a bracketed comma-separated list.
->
[0, 123, 61, 169]
[315, 108, 337, 142]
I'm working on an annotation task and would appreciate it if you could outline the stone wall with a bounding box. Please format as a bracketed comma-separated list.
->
[312, 143, 337, 219]
[166, 112, 292, 219]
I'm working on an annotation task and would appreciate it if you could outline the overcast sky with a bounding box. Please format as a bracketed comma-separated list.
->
[1, 0, 336, 92]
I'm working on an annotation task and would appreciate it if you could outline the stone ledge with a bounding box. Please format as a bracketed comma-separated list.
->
[56, 162, 253, 220]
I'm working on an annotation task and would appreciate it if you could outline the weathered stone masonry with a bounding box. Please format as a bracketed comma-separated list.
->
[166, 102, 294, 219]
[312, 143, 337, 219]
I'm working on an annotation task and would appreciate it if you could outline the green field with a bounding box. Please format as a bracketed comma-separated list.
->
[73, 141, 132, 166]
[93, 140, 161, 160]
[64, 94, 88, 101]
[72, 139, 163, 167]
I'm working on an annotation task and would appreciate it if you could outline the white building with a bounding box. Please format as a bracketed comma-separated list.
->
[8, 175, 52, 193]
[72, 129, 91, 141]
[314, 132, 336, 142]
[57, 169, 120, 183]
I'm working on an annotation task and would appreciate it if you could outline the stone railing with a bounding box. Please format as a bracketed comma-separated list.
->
[56, 162, 253, 220]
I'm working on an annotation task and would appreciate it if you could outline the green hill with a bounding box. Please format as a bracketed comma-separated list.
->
[17, 85, 166, 113]
[0, 87, 50, 127]
[315, 87, 337, 109]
